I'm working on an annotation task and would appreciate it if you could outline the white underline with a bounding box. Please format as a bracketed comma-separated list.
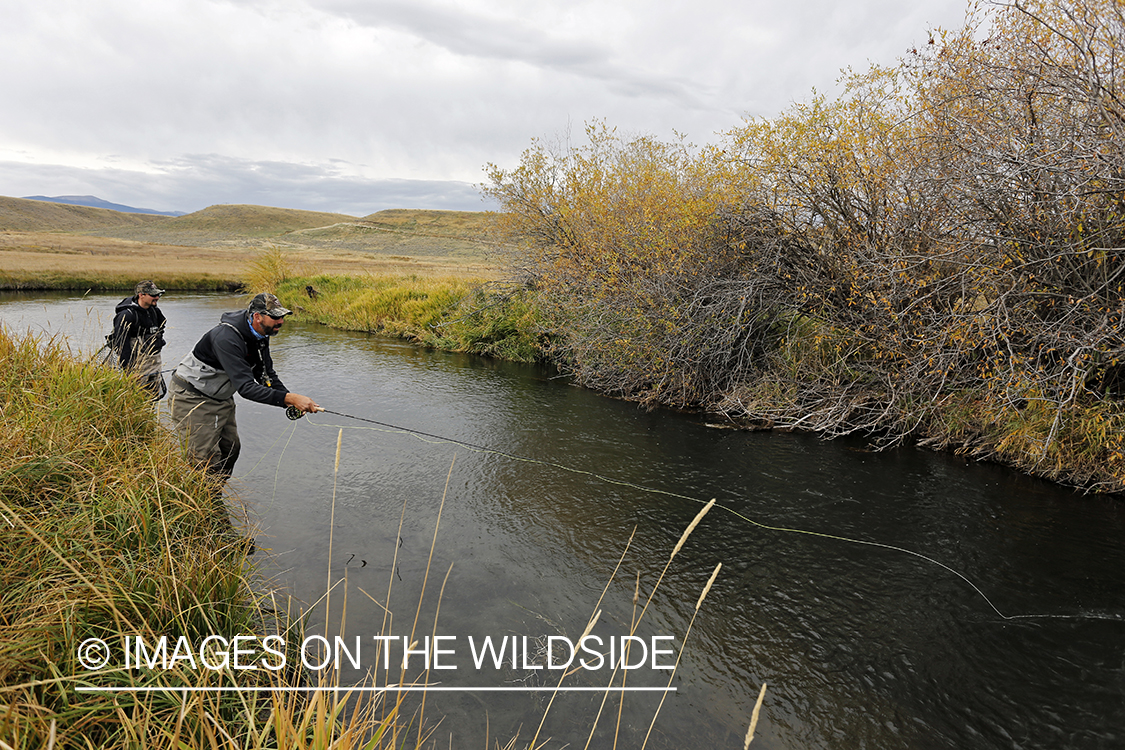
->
[76, 686, 675, 693]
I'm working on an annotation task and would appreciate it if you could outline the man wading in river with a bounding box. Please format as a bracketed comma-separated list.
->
[110, 280, 168, 400]
[169, 293, 320, 480]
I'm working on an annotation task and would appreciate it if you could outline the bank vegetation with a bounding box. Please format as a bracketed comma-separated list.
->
[479, 0, 1125, 493]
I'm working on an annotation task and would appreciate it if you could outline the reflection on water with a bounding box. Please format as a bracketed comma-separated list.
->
[3, 291, 1123, 750]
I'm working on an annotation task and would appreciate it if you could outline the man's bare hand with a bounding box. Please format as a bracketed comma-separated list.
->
[284, 392, 321, 413]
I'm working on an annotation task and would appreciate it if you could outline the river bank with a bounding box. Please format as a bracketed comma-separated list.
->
[264, 272, 1125, 498]
[0, 327, 249, 746]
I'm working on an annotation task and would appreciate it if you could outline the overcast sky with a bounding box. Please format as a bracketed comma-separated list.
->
[0, 0, 970, 217]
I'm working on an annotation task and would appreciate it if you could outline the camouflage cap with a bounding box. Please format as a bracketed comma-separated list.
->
[135, 280, 165, 296]
[248, 292, 292, 318]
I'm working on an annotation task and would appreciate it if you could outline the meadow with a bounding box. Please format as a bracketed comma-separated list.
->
[0, 200, 504, 291]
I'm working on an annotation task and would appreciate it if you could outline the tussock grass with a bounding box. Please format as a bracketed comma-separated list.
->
[243, 247, 301, 294]
[0, 328, 418, 749]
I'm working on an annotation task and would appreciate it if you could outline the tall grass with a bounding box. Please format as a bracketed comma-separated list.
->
[0, 328, 416, 748]
[1, 326, 244, 746]
[243, 247, 300, 294]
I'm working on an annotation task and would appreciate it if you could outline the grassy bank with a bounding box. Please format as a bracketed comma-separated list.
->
[0, 329, 420, 748]
[0, 327, 252, 746]
[272, 273, 544, 363]
[0, 272, 244, 292]
[0, 232, 246, 291]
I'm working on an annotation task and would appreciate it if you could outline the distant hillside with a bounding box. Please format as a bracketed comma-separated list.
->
[22, 195, 184, 216]
[1, 197, 502, 261]
[0, 195, 170, 232]
[359, 209, 495, 240]
[165, 204, 358, 235]
[284, 209, 500, 258]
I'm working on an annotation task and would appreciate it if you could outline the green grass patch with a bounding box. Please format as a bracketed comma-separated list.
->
[275, 274, 545, 362]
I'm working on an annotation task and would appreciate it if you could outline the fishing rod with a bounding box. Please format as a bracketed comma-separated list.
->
[284, 405, 1122, 624]
[289, 405, 559, 463]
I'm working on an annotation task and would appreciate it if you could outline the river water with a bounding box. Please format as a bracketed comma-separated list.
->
[2, 291, 1123, 750]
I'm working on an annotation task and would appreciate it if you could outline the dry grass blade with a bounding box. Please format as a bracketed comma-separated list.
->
[695, 562, 721, 611]
[743, 682, 768, 748]
[671, 498, 716, 562]
[640, 561, 722, 750]
[326, 428, 343, 625]
[633, 498, 716, 628]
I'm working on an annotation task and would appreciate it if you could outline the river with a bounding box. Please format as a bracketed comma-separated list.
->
[2, 290, 1122, 750]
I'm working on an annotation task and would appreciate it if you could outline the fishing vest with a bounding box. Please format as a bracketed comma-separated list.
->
[174, 351, 238, 401]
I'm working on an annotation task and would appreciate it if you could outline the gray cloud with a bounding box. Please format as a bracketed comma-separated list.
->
[0, 0, 969, 214]
[315, 0, 714, 108]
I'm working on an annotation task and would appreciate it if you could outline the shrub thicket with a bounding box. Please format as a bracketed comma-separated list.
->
[484, 0, 1125, 491]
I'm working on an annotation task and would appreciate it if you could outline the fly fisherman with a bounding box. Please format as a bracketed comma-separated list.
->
[111, 280, 168, 399]
[169, 293, 320, 480]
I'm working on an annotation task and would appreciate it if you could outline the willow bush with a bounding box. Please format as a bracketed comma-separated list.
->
[485, 123, 764, 405]
[485, 0, 1125, 492]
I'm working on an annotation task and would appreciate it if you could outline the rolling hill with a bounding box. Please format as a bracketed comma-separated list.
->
[162, 204, 358, 234]
[0, 195, 503, 262]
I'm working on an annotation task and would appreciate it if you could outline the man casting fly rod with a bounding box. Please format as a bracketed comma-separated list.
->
[169, 293, 320, 480]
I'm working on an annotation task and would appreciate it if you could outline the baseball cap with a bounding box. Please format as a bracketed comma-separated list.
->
[248, 292, 292, 318]
[135, 280, 165, 296]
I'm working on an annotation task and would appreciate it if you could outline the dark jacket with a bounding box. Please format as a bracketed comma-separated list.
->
[180, 310, 289, 407]
[111, 296, 166, 368]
